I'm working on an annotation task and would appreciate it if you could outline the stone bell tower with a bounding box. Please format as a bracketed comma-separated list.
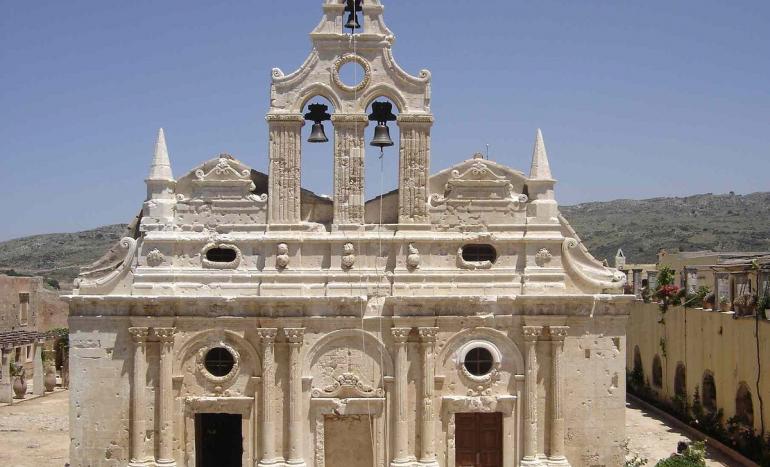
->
[266, 0, 433, 227]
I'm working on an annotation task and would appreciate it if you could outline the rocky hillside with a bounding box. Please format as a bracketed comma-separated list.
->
[1, 192, 767, 289]
[561, 192, 770, 264]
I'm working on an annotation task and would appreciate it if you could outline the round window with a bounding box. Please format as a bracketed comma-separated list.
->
[204, 347, 235, 377]
[463, 347, 494, 376]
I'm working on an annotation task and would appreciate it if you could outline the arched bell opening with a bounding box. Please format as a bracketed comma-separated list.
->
[301, 95, 336, 201]
[363, 97, 400, 218]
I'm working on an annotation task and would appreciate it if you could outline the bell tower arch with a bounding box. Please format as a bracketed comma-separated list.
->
[266, 0, 433, 226]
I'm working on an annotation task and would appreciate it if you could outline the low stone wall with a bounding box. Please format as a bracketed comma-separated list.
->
[626, 301, 770, 434]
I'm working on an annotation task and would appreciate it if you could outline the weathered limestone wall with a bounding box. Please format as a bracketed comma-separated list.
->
[627, 301, 770, 433]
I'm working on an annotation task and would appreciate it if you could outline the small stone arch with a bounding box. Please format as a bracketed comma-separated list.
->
[735, 382, 754, 427]
[358, 84, 409, 114]
[674, 362, 687, 398]
[294, 83, 344, 114]
[652, 355, 663, 388]
[176, 329, 261, 376]
[702, 371, 717, 411]
[303, 329, 394, 392]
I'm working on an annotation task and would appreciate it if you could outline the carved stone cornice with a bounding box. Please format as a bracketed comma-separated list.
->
[522, 325, 543, 341]
[284, 328, 305, 345]
[265, 113, 305, 123]
[418, 327, 438, 343]
[331, 114, 370, 124]
[548, 326, 569, 341]
[128, 327, 150, 343]
[397, 114, 434, 125]
[391, 327, 411, 343]
[256, 328, 278, 344]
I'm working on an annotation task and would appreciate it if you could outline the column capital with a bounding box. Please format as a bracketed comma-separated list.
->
[284, 327, 305, 345]
[154, 327, 176, 343]
[418, 327, 439, 343]
[391, 327, 411, 343]
[257, 328, 278, 343]
[548, 326, 569, 341]
[128, 327, 150, 343]
[522, 325, 544, 341]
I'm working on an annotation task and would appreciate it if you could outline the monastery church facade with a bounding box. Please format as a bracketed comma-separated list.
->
[67, 1, 632, 466]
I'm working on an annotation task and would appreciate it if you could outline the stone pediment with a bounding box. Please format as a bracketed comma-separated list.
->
[311, 372, 384, 399]
[193, 155, 255, 190]
[429, 155, 528, 206]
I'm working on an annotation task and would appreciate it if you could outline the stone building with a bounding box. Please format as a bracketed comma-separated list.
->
[67, 1, 631, 466]
[0, 274, 68, 402]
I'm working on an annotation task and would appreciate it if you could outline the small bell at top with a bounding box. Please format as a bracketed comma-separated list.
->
[308, 123, 329, 143]
[344, 0, 363, 32]
[370, 123, 394, 149]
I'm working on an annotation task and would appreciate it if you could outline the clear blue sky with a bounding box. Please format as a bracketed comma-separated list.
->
[1, 0, 768, 241]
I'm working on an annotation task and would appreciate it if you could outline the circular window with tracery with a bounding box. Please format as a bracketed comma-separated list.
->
[197, 345, 240, 384]
[463, 347, 494, 377]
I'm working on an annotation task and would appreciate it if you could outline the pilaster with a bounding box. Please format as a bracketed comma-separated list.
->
[155, 327, 177, 467]
[257, 328, 280, 466]
[548, 326, 569, 466]
[391, 327, 414, 466]
[397, 114, 433, 224]
[331, 114, 368, 225]
[418, 327, 439, 467]
[129, 327, 151, 467]
[0, 346, 13, 404]
[267, 114, 304, 225]
[521, 326, 544, 467]
[285, 328, 306, 467]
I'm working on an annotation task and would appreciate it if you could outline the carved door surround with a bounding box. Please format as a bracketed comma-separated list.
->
[182, 396, 255, 467]
[442, 395, 519, 467]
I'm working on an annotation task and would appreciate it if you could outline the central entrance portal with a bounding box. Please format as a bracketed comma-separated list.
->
[324, 415, 374, 467]
[456, 412, 503, 467]
[195, 413, 243, 467]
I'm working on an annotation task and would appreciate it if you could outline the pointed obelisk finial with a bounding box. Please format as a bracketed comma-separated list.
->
[147, 128, 174, 181]
[529, 128, 553, 180]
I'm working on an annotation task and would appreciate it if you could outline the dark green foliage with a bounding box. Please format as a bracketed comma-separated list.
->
[655, 440, 706, 466]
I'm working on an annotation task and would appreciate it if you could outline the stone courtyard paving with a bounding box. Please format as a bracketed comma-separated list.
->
[625, 399, 732, 466]
[0, 391, 741, 467]
[0, 390, 69, 467]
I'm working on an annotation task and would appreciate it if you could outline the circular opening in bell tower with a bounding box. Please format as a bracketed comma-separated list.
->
[339, 60, 366, 88]
[204, 347, 236, 377]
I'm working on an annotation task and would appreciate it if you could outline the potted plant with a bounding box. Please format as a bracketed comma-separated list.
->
[703, 292, 715, 310]
[734, 293, 757, 316]
[719, 296, 730, 312]
[10, 363, 27, 399]
[43, 350, 57, 392]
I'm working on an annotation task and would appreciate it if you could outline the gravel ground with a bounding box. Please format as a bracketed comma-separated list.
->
[0, 391, 742, 467]
[625, 398, 733, 466]
[0, 390, 69, 467]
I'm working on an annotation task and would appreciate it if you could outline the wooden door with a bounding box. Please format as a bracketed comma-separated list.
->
[455, 412, 502, 467]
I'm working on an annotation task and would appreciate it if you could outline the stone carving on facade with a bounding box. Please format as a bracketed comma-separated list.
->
[196, 343, 240, 385]
[312, 372, 384, 399]
[341, 242, 356, 270]
[562, 237, 627, 289]
[195, 155, 255, 189]
[74, 237, 138, 292]
[276, 243, 290, 270]
[146, 248, 165, 267]
[535, 248, 553, 267]
[406, 243, 421, 271]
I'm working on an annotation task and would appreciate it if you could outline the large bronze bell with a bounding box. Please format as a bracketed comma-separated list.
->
[370, 123, 394, 148]
[304, 103, 331, 144]
[308, 123, 329, 143]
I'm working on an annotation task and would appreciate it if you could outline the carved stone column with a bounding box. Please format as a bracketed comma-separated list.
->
[397, 114, 433, 224]
[155, 327, 177, 466]
[129, 327, 151, 467]
[267, 114, 304, 224]
[285, 328, 306, 466]
[549, 327, 569, 465]
[32, 339, 44, 396]
[418, 327, 439, 466]
[331, 114, 368, 225]
[257, 328, 279, 466]
[391, 327, 413, 466]
[521, 326, 543, 466]
[0, 346, 13, 404]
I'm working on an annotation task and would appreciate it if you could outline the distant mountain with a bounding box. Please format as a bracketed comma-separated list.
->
[1, 192, 768, 289]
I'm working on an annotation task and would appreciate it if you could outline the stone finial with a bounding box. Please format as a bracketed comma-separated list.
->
[147, 128, 174, 182]
[529, 128, 553, 181]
